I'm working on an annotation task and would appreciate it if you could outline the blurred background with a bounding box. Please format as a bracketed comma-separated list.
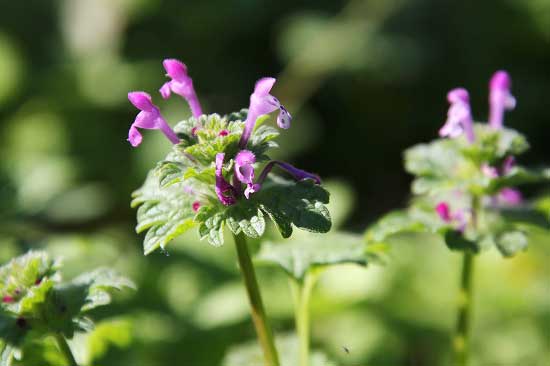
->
[0, 0, 549, 365]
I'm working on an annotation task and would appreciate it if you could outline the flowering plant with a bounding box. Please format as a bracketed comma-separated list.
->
[365, 70, 550, 366]
[368, 71, 549, 256]
[128, 59, 332, 366]
[0, 251, 134, 365]
[129, 60, 331, 254]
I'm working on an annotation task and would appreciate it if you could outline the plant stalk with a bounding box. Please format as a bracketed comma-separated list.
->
[290, 273, 317, 366]
[453, 195, 480, 366]
[54, 333, 78, 366]
[232, 232, 280, 366]
[453, 252, 475, 366]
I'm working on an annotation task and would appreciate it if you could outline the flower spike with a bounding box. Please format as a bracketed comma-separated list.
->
[239, 77, 292, 148]
[127, 91, 179, 147]
[439, 88, 475, 143]
[215, 153, 237, 206]
[160, 59, 203, 117]
[489, 70, 516, 129]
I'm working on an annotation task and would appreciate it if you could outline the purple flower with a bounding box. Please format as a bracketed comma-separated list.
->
[439, 88, 475, 143]
[489, 70, 516, 129]
[502, 156, 515, 175]
[481, 156, 522, 205]
[192, 201, 201, 212]
[481, 164, 499, 178]
[239, 77, 292, 148]
[435, 202, 452, 222]
[215, 153, 237, 206]
[252, 160, 321, 195]
[435, 201, 467, 232]
[159, 59, 203, 118]
[234, 150, 257, 199]
[498, 188, 522, 205]
[127, 91, 179, 147]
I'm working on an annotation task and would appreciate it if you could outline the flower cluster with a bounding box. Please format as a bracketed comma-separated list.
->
[367, 70, 549, 257]
[128, 60, 319, 206]
[129, 59, 331, 252]
[435, 70, 522, 224]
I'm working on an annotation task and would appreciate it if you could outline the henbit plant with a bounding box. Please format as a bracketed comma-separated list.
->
[365, 71, 550, 366]
[128, 59, 332, 366]
[0, 251, 134, 366]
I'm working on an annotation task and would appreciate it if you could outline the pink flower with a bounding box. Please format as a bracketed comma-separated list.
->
[439, 88, 475, 143]
[215, 153, 237, 206]
[159, 59, 203, 117]
[127, 91, 179, 147]
[489, 70, 516, 129]
[435, 201, 467, 232]
[239, 77, 291, 148]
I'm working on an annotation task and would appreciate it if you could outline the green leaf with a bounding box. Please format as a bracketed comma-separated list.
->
[495, 230, 528, 257]
[489, 166, 550, 193]
[462, 124, 529, 162]
[443, 230, 479, 253]
[155, 161, 186, 188]
[223, 333, 336, 366]
[256, 232, 368, 281]
[255, 178, 331, 237]
[226, 202, 266, 238]
[132, 173, 197, 255]
[196, 205, 226, 247]
[365, 210, 427, 244]
[45, 269, 135, 337]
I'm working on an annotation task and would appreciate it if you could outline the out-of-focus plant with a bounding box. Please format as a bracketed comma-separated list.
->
[253, 232, 385, 366]
[366, 70, 550, 365]
[0, 251, 134, 366]
[128, 59, 332, 366]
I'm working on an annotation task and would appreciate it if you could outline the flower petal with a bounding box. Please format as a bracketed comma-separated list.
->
[163, 59, 188, 80]
[128, 91, 154, 112]
[159, 82, 172, 99]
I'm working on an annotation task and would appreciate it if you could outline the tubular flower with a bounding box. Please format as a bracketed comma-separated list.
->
[238, 160, 321, 200]
[439, 88, 475, 143]
[239, 77, 292, 148]
[159, 59, 203, 117]
[234, 150, 257, 199]
[435, 201, 467, 232]
[215, 153, 237, 206]
[127, 91, 179, 147]
[489, 70, 516, 129]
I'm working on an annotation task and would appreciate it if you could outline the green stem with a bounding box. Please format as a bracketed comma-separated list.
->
[290, 273, 317, 366]
[453, 195, 479, 366]
[453, 252, 475, 366]
[232, 233, 280, 366]
[54, 333, 78, 366]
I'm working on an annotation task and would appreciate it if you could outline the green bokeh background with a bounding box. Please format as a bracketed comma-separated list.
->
[0, 0, 549, 365]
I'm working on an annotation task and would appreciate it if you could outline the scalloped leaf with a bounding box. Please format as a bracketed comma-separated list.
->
[254, 178, 331, 238]
[132, 173, 197, 255]
[226, 202, 266, 238]
[495, 230, 528, 257]
[256, 232, 369, 281]
[45, 269, 135, 337]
